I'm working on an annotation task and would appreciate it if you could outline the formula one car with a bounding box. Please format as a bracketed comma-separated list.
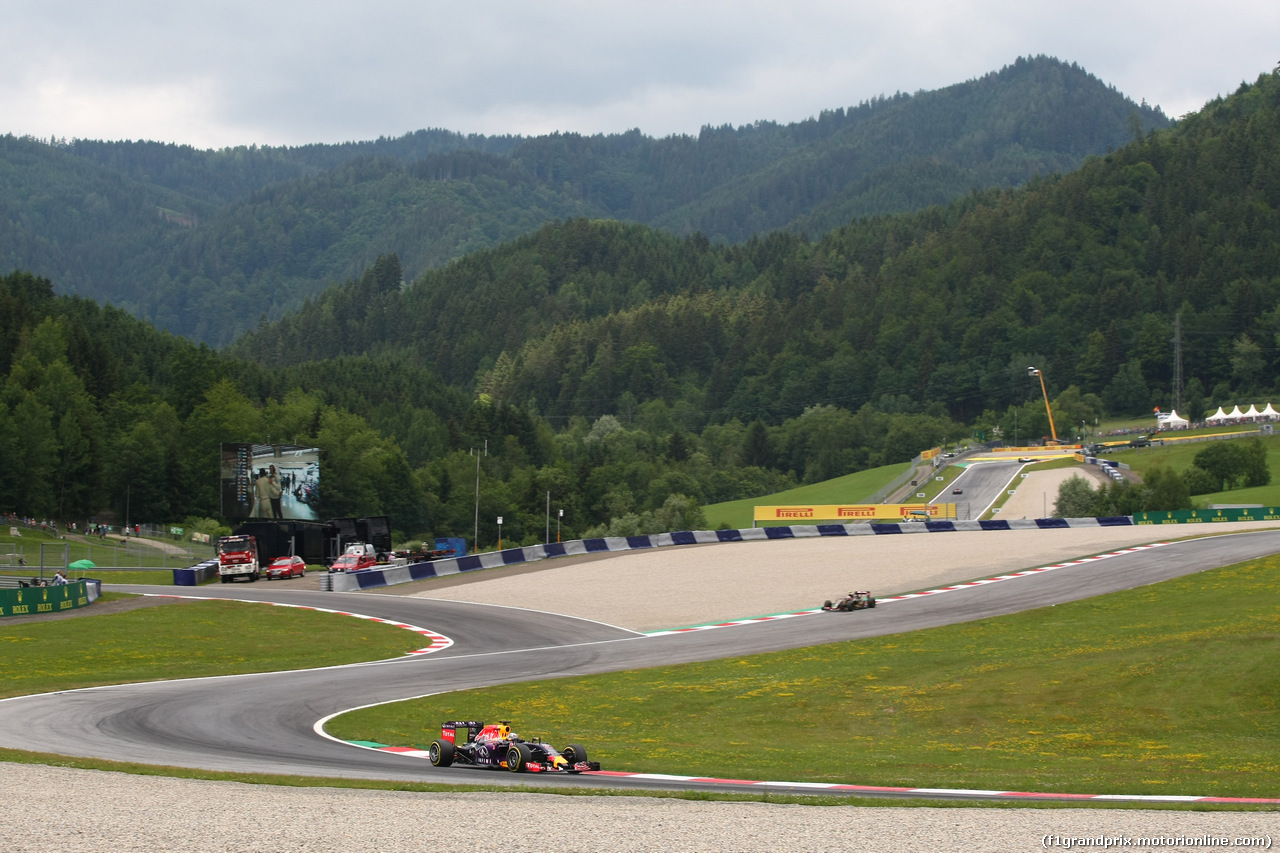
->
[822, 591, 877, 611]
[427, 721, 600, 774]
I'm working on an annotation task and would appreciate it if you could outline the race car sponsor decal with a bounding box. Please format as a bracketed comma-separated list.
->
[142, 594, 453, 655]
[643, 542, 1171, 636]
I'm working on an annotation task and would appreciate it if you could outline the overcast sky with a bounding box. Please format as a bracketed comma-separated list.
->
[5, 1, 1279, 150]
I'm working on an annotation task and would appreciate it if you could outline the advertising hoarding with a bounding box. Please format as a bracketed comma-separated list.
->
[752, 504, 958, 523]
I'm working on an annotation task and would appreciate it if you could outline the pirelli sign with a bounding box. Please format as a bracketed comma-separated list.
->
[753, 504, 957, 523]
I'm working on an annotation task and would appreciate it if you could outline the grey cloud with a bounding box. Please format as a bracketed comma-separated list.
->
[4, 0, 1279, 147]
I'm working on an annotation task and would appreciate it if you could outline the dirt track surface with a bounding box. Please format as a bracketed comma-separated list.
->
[399, 521, 1280, 632]
[5, 763, 1279, 853]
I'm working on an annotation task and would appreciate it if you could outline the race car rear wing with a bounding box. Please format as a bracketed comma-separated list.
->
[439, 720, 484, 743]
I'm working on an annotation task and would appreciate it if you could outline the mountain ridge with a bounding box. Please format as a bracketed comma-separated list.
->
[1, 56, 1166, 345]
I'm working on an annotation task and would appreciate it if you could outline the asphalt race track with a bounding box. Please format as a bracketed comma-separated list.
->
[943, 460, 1022, 517]
[3, 529, 1279, 797]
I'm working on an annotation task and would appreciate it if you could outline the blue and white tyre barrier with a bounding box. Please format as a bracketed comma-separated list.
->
[324, 516, 1134, 593]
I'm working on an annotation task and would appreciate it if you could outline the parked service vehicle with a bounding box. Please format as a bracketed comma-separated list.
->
[329, 543, 377, 572]
[266, 555, 306, 580]
[217, 535, 260, 583]
[428, 721, 599, 774]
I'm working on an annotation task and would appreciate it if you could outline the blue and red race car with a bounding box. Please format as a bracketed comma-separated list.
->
[428, 721, 599, 774]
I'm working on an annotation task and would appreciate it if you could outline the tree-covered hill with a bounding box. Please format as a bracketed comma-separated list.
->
[1, 57, 1165, 345]
[653, 56, 1168, 241]
[63, 128, 524, 204]
[236, 68, 1280, 439]
[7, 68, 1280, 543]
[0, 268, 471, 533]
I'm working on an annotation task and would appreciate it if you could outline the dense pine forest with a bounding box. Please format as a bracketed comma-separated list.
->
[6, 63, 1280, 547]
[1, 57, 1165, 346]
[239, 70, 1280, 429]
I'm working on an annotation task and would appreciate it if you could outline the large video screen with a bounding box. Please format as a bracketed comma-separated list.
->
[220, 444, 321, 522]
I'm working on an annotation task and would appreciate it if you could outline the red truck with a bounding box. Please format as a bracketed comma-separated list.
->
[217, 535, 261, 583]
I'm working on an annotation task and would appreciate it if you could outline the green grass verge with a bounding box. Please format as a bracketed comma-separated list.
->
[1114, 434, 1280, 507]
[3, 568, 179, 585]
[10, 746, 1258, 809]
[909, 464, 964, 503]
[0, 528, 209, 570]
[0, 594, 419, 699]
[328, 554, 1280, 799]
[703, 462, 912, 529]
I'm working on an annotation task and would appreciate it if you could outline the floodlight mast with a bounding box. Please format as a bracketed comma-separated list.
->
[1027, 367, 1059, 442]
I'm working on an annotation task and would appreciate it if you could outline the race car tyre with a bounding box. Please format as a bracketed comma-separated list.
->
[507, 742, 533, 772]
[428, 739, 454, 767]
[219, 575, 229, 583]
[869, 598, 877, 608]
[562, 744, 589, 765]
[823, 600, 833, 610]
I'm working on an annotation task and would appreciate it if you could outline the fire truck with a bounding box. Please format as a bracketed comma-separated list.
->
[216, 534, 261, 583]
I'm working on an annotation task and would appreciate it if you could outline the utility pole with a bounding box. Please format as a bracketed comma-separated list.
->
[1172, 312, 1183, 414]
[473, 440, 486, 552]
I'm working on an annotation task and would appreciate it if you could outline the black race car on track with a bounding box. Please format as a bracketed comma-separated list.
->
[822, 591, 877, 611]
[428, 720, 599, 774]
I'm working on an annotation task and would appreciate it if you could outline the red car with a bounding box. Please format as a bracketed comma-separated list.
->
[329, 552, 377, 572]
[266, 555, 306, 580]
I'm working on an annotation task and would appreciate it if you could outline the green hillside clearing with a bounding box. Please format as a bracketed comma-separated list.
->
[703, 462, 911, 529]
